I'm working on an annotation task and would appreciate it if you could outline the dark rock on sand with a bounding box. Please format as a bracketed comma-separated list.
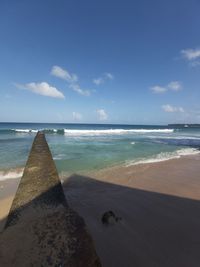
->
[101, 210, 122, 225]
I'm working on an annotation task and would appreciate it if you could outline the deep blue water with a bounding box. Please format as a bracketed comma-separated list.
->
[0, 122, 200, 180]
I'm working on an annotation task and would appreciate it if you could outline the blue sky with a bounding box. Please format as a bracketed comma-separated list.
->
[0, 0, 200, 124]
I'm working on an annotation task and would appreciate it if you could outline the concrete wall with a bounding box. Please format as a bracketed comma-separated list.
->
[0, 132, 101, 267]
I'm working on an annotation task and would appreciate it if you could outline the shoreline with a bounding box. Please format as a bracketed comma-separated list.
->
[1, 153, 200, 199]
[1, 146, 200, 182]
[1, 153, 200, 201]
[85, 153, 200, 200]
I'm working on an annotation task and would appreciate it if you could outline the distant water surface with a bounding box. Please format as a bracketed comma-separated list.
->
[0, 122, 200, 180]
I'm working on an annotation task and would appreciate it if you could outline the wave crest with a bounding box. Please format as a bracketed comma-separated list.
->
[64, 128, 174, 136]
[0, 128, 174, 135]
[13, 129, 38, 133]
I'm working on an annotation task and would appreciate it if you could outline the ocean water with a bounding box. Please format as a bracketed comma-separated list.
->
[0, 122, 200, 180]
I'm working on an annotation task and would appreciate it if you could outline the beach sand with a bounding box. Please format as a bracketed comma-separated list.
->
[1, 155, 200, 266]
[0, 178, 20, 232]
[64, 154, 200, 267]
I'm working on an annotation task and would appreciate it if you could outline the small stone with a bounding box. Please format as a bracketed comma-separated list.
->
[101, 210, 122, 225]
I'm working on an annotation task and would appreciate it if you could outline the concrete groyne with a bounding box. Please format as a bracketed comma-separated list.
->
[0, 132, 101, 266]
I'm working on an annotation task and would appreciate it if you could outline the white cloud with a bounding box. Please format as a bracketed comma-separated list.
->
[181, 48, 200, 67]
[69, 84, 90, 96]
[181, 48, 200, 60]
[162, 104, 184, 113]
[15, 82, 65, 99]
[51, 65, 78, 82]
[167, 81, 182, 91]
[105, 72, 114, 80]
[51, 65, 91, 96]
[151, 86, 167, 93]
[93, 72, 114, 85]
[72, 112, 82, 121]
[96, 109, 108, 120]
[93, 78, 104, 85]
[151, 81, 182, 93]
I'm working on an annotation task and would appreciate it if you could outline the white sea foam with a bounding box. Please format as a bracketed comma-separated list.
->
[12, 128, 175, 135]
[125, 148, 200, 167]
[131, 142, 135, 145]
[0, 169, 24, 181]
[53, 154, 65, 160]
[13, 128, 59, 133]
[147, 135, 200, 140]
[14, 129, 38, 133]
[64, 128, 174, 136]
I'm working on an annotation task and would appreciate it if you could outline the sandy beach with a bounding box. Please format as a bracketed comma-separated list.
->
[0, 178, 20, 232]
[1, 155, 200, 266]
[64, 154, 200, 267]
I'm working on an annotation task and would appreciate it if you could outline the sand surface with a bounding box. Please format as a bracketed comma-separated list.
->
[0, 178, 20, 232]
[63, 155, 200, 267]
[1, 155, 200, 266]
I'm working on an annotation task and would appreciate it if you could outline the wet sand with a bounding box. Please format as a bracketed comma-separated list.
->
[1, 155, 200, 266]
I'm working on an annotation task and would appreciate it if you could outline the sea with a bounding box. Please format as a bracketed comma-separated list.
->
[0, 122, 200, 181]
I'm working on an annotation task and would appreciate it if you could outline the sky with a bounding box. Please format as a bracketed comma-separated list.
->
[0, 0, 200, 125]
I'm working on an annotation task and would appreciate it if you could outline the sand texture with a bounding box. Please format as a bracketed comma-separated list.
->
[63, 155, 200, 267]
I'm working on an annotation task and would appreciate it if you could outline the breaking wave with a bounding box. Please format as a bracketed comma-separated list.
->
[0, 128, 174, 135]
[63, 129, 174, 136]
[13, 129, 38, 133]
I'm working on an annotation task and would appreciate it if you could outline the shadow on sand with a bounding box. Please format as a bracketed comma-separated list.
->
[0, 177, 101, 267]
[0, 173, 200, 267]
[63, 174, 200, 267]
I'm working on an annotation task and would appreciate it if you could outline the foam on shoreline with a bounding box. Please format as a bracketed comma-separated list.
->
[125, 147, 200, 167]
[1, 147, 200, 181]
[0, 168, 24, 181]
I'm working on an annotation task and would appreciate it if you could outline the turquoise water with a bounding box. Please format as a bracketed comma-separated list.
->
[0, 122, 200, 180]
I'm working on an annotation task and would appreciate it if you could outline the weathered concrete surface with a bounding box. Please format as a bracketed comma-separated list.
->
[0, 132, 101, 267]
